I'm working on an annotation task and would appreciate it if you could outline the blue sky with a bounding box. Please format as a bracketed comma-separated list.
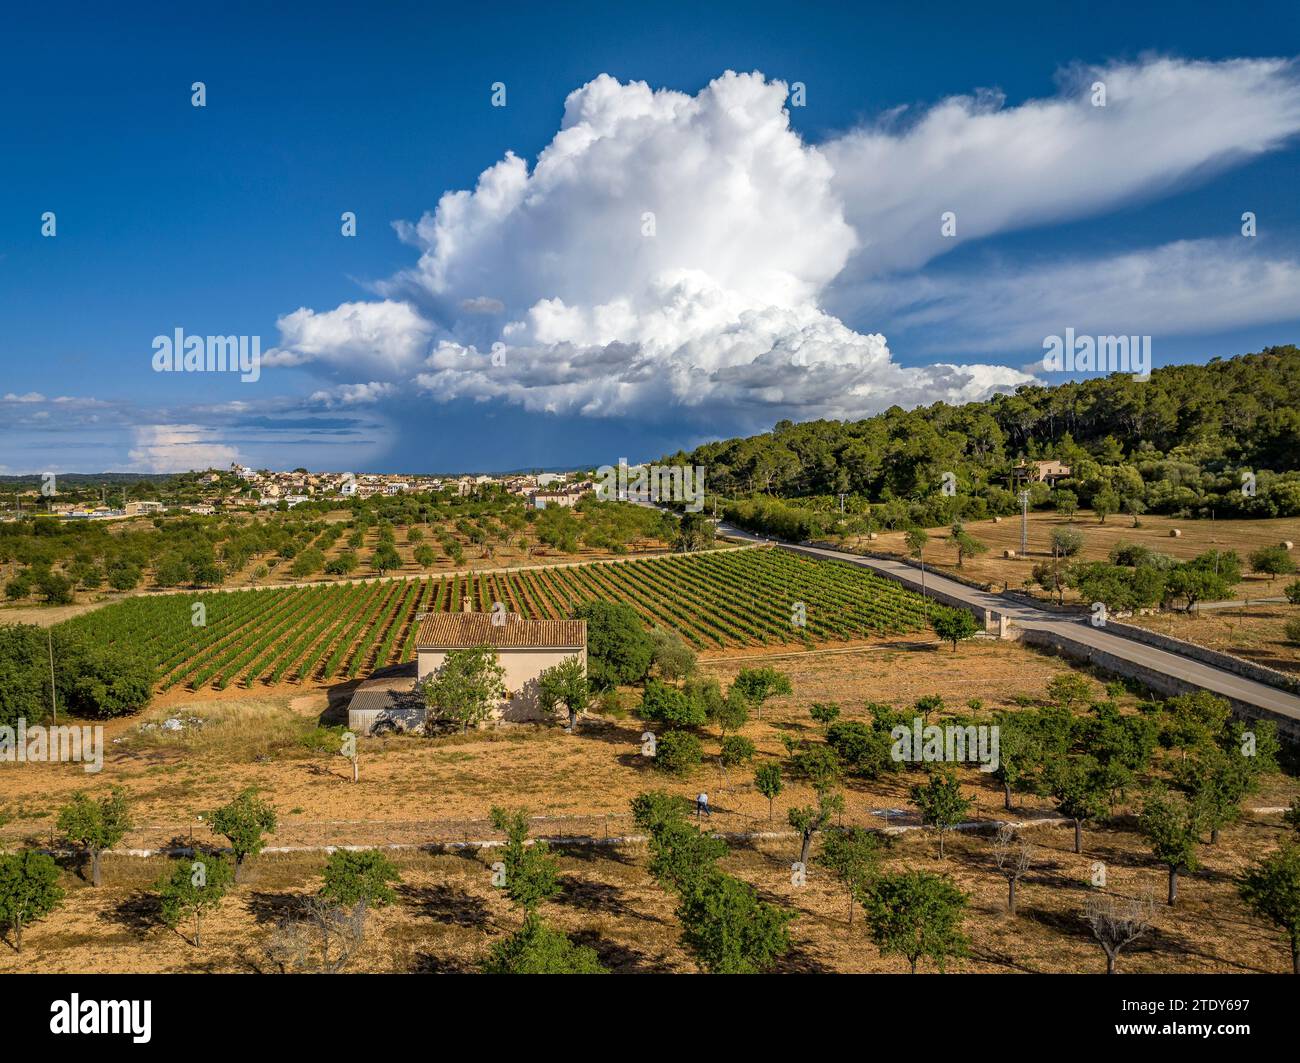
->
[2, 0, 1298, 475]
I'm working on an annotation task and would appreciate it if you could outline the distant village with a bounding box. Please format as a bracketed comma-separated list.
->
[1, 465, 597, 521]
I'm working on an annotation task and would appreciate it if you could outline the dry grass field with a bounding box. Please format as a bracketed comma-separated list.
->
[1128, 604, 1300, 676]
[2, 636, 1297, 974]
[841, 510, 1300, 601]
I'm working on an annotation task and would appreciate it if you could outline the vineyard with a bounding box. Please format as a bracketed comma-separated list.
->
[59, 547, 937, 692]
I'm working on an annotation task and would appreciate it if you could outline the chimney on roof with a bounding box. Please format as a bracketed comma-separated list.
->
[462, 594, 473, 612]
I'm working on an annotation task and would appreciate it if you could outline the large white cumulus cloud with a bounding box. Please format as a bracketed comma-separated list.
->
[268, 60, 1300, 426]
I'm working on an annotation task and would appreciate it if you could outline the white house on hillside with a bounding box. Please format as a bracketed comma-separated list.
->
[346, 608, 587, 734]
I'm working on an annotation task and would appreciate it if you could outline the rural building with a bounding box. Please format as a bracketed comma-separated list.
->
[346, 609, 587, 734]
[1012, 459, 1071, 484]
[528, 488, 585, 510]
[125, 500, 165, 516]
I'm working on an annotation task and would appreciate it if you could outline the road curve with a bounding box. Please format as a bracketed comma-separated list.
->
[718, 523, 1300, 727]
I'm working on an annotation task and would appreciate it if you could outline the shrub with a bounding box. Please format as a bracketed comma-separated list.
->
[719, 735, 756, 767]
[1285, 617, 1300, 647]
[826, 721, 894, 778]
[655, 730, 702, 775]
[640, 679, 707, 728]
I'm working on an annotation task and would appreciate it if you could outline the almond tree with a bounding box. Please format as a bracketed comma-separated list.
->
[910, 769, 972, 859]
[1084, 894, 1152, 974]
[1138, 786, 1201, 905]
[156, 855, 234, 948]
[788, 788, 844, 866]
[819, 826, 881, 928]
[57, 787, 131, 887]
[1238, 843, 1300, 975]
[538, 655, 589, 731]
[420, 645, 506, 733]
[992, 824, 1034, 914]
[208, 788, 277, 883]
[0, 851, 64, 954]
[862, 869, 968, 974]
[1046, 755, 1110, 854]
[754, 762, 783, 823]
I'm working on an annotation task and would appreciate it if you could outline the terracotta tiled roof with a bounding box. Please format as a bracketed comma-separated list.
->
[415, 612, 586, 650]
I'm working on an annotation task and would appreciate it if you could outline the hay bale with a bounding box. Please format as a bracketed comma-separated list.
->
[1169, 528, 1182, 538]
[1282, 540, 1294, 551]
[992, 516, 1002, 523]
[1003, 549, 1017, 559]
[867, 532, 878, 541]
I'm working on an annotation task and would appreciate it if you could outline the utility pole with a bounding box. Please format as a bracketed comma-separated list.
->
[838, 493, 846, 515]
[1019, 489, 1030, 556]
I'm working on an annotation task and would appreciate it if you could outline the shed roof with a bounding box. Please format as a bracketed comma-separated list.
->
[415, 612, 586, 650]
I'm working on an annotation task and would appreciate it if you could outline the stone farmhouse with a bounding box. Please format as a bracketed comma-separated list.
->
[346, 606, 587, 735]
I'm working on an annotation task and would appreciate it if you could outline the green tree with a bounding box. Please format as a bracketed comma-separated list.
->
[572, 600, 653, 689]
[754, 762, 783, 823]
[1053, 490, 1078, 519]
[910, 770, 972, 858]
[1238, 843, 1300, 975]
[862, 869, 968, 974]
[1046, 755, 1110, 854]
[1138, 786, 1201, 905]
[489, 806, 561, 915]
[639, 679, 706, 728]
[905, 527, 929, 560]
[950, 526, 988, 568]
[420, 645, 507, 733]
[819, 826, 881, 928]
[1249, 545, 1297, 584]
[730, 666, 792, 706]
[789, 789, 845, 865]
[1092, 489, 1119, 524]
[482, 915, 607, 973]
[1176, 746, 1250, 844]
[675, 512, 715, 553]
[1046, 673, 1094, 709]
[809, 701, 842, 727]
[0, 850, 64, 953]
[371, 542, 401, 575]
[155, 855, 234, 948]
[319, 850, 400, 912]
[537, 655, 589, 731]
[632, 793, 726, 894]
[676, 872, 794, 974]
[719, 735, 755, 767]
[0, 624, 53, 728]
[57, 788, 131, 887]
[207, 789, 277, 883]
[991, 712, 1045, 810]
[712, 686, 751, 736]
[931, 608, 980, 651]
[1050, 526, 1084, 557]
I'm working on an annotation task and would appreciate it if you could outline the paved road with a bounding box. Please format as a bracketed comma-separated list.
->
[718, 523, 1300, 726]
